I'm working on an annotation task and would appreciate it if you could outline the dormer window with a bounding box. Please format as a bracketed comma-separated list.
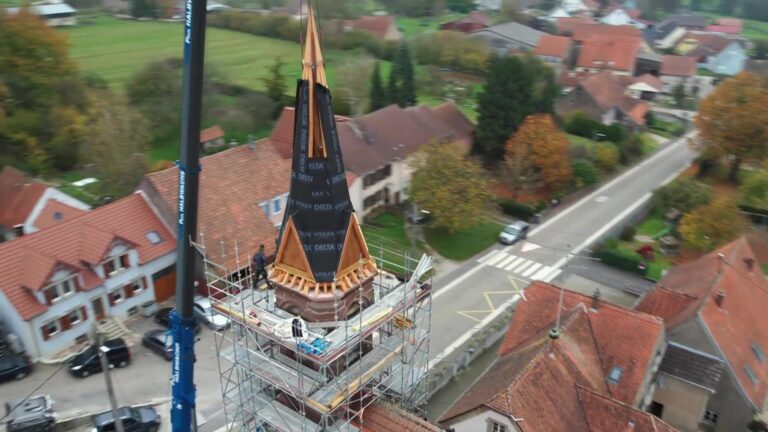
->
[42, 276, 77, 305]
[608, 366, 623, 384]
[104, 253, 130, 277]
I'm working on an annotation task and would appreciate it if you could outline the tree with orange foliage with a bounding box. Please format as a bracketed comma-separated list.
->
[695, 72, 768, 182]
[505, 114, 572, 195]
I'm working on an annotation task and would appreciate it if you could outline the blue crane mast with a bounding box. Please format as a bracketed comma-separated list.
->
[170, 0, 207, 430]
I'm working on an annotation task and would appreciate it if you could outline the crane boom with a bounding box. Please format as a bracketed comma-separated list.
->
[170, 0, 207, 430]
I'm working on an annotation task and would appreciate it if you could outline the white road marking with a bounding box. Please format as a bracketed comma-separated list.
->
[546, 269, 563, 282]
[522, 262, 542, 278]
[505, 257, 524, 271]
[477, 249, 499, 263]
[486, 251, 508, 266]
[433, 264, 487, 300]
[521, 242, 540, 252]
[508, 258, 530, 273]
[595, 196, 609, 203]
[428, 294, 522, 370]
[496, 255, 516, 269]
[531, 265, 552, 280]
[514, 260, 534, 274]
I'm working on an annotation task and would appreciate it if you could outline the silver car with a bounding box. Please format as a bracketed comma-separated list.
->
[499, 221, 529, 245]
[193, 296, 230, 331]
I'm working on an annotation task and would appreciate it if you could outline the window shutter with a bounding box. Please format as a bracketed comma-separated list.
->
[120, 254, 129, 268]
[43, 288, 55, 305]
[41, 325, 50, 341]
[109, 292, 116, 306]
[81, 306, 88, 321]
[60, 315, 71, 331]
[124, 284, 134, 299]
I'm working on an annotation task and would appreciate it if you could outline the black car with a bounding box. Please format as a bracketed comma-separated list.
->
[68, 338, 131, 378]
[0, 354, 33, 383]
[154, 307, 200, 334]
[141, 330, 173, 361]
[91, 406, 160, 432]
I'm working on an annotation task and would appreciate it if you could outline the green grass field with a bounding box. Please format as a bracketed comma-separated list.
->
[61, 16, 391, 92]
[425, 219, 504, 261]
[395, 14, 459, 39]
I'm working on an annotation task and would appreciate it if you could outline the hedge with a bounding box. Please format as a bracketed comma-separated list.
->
[593, 247, 648, 277]
[499, 200, 537, 221]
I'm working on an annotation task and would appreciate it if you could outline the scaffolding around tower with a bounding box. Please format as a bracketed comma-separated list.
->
[196, 237, 433, 432]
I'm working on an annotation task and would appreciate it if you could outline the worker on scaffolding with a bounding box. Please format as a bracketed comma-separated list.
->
[251, 244, 272, 290]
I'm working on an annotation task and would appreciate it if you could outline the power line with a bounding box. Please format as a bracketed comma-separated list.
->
[0, 362, 67, 424]
[721, 258, 768, 295]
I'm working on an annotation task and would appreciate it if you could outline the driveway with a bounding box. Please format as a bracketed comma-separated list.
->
[0, 314, 225, 431]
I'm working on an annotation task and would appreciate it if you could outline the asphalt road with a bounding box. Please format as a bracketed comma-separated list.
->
[428, 132, 698, 367]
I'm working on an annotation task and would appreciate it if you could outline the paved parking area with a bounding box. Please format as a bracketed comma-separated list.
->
[0, 313, 225, 431]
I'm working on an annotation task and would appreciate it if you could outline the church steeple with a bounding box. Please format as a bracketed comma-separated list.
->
[270, 7, 378, 321]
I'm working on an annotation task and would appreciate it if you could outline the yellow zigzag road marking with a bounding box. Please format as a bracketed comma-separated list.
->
[457, 290, 515, 322]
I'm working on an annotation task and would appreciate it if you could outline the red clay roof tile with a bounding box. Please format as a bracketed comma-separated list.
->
[358, 401, 439, 432]
[660, 55, 697, 77]
[579, 71, 649, 125]
[534, 34, 572, 58]
[144, 141, 290, 273]
[200, 125, 224, 143]
[572, 24, 641, 42]
[576, 36, 641, 72]
[32, 199, 88, 230]
[0, 166, 49, 228]
[637, 237, 768, 408]
[0, 193, 175, 320]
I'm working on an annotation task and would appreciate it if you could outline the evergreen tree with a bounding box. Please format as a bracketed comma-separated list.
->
[262, 57, 287, 117]
[368, 62, 386, 112]
[386, 68, 399, 106]
[472, 56, 556, 163]
[395, 42, 417, 107]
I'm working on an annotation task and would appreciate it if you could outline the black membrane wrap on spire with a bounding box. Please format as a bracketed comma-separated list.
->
[279, 80, 354, 282]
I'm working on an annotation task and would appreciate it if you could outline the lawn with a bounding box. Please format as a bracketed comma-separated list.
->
[61, 16, 396, 93]
[395, 14, 459, 39]
[425, 219, 504, 261]
[362, 212, 424, 274]
[638, 133, 660, 155]
[567, 133, 599, 149]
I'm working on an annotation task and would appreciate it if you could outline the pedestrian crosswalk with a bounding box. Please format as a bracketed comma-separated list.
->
[477, 249, 562, 281]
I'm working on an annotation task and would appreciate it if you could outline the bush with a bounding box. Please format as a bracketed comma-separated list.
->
[593, 142, 620, 173]
[593, 244, 648, 276]
[571, 158, 600, 186]
[565, 112, 625, 143]
[499, 199, 536, 221]
[619, 226, 636, 242]
[651, 178, 712, 214]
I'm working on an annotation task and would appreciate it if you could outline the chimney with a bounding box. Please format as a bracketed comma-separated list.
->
[744, 257, 755, 272]
[590, 288, 601, 311]
[717, 252, 725, 273]
[714, 290, 726, 308]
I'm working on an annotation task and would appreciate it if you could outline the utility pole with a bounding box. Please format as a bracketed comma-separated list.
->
[97, 332, 125, 432]
[170, 0, 207, 430]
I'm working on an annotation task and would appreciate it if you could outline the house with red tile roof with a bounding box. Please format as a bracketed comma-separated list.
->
[534, 34, 572, 75]
[270, 102, 473, 219]
[0, 192, 176, 359]
[556, 70, 650, 129]
[572, 23, 642, 43]
[636, 237, 768, 432]
[439, 11, 489, 33]
[139, 142, 292, 277]
[344, 15, 401, 41]
[200, 125, 225, 151]
[575, 36, 641, 76]
[439, 282, 671, 432]
[0, 166, 91, 241]
[675, 32, 747, 75]
[660, 55, 698, 94]
[555, 16, 595, 35]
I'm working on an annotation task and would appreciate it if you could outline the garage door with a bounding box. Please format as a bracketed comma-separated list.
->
[152, 265, 176, 302]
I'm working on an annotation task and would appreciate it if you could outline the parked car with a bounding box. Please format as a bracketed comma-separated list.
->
[91, 406, 160, 432]
[0, 354, 33, 383]
[193, 296, 230, 331]
[68, 338, 130, 378]
[154, 307, 200, 334]
[142, 330, 173, 361]
[4, 394, 55, 432]
[499, 221, 530, 245]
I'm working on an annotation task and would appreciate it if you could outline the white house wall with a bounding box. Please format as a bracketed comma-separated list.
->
[25, 187, 91, 234]
[445, 407, 522, 432]
[8, 251, 175, 360]
[0, 290, 35, 357]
